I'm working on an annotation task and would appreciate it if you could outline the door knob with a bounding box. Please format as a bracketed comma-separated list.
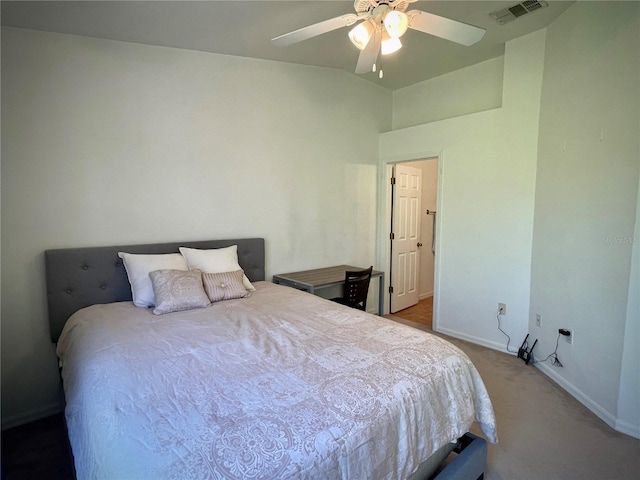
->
[417, 242, 423, 247]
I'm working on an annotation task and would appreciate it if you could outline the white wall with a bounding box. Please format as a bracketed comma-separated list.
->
[419, 159, 438, 299]
[0, 27, 391, 427]
[381, 1, 640, 439]
[618, 179, 639, 435]
[379, 30, 545, 352]
[392, 56, 504, 130]
[530, 1, 640, 437]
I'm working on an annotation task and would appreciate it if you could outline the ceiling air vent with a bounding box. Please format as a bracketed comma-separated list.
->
[490, 0, 549, 25]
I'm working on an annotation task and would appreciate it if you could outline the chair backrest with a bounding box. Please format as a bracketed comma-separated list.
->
[343, 266, 373, 311]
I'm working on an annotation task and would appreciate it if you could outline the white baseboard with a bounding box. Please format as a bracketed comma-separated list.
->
[418, 292, 434, 300]
[1, 402, 63, 431]
[435, 326, 518, 356]
[436, 326, 640, 440]
[615, 418, 640, 439]
[535, 360, 640, 440]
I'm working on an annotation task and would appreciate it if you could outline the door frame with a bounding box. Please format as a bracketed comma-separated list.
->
[376, 151, 444, 329]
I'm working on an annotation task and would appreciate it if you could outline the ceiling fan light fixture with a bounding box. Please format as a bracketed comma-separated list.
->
[383, 10, 409, 38]
[381, 36, 402, 56]
[348, 20, 374, 50]
[272, 2, 487, 77]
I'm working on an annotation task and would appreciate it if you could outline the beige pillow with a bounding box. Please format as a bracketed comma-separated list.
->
[202, 270, 250, 302]
[149, 269, 210, 315]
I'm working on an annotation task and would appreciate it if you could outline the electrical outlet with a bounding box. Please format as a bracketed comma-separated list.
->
[536, 314, 541, 327]
[498, 303, 506, 315]
[559, 328, 574, 345]
[565, 329, 573, 345]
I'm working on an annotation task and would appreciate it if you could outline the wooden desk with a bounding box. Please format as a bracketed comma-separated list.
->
[272, 265, 385, 315]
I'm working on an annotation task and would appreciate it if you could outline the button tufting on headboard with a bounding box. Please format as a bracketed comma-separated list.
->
[45, 238, 265, 343]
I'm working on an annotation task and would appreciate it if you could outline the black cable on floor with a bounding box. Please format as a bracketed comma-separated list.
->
[535, 332, 563, 367]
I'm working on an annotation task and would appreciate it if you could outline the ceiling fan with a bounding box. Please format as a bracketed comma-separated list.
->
[271, 0, 486, 77]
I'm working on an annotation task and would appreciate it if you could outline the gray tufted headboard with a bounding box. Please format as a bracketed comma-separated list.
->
[45, 238, 265, 343]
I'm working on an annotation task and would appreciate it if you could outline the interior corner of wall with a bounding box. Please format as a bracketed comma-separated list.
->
[502, 28, 547, 112]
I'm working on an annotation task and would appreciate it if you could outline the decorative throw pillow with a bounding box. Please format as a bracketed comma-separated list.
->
[118, 252, 188, 308]
[179, 245, 255, 291]
[149, 269, 211, 315]
[202, 270, 250, 302]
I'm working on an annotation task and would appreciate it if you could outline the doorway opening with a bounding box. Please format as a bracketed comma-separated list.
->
[388, 158, 439, 329]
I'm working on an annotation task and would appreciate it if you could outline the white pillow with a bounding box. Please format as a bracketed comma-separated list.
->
[179, 245, 255, 291]
[118, 252, 188, 307]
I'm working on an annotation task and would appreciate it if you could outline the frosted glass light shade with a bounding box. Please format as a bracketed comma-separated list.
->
[384, 11, 409, 38]
[381, 36, 402, 55]
[348, 21, 374, 50]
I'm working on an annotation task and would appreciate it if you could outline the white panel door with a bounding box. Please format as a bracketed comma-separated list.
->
[390, 164, 422, 313]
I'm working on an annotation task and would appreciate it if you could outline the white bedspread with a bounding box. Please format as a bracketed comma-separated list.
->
[57, 281, 496, 480]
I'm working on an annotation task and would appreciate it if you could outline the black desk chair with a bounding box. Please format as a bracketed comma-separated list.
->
[331, 266, 373, 311]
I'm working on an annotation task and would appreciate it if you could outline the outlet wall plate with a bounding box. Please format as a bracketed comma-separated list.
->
[565, 329, 574, 344]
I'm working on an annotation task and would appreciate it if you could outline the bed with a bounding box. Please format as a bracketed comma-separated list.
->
[45, 238, 497, 480]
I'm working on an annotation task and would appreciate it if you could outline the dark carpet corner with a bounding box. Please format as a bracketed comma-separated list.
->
[1, 413, 75, 480]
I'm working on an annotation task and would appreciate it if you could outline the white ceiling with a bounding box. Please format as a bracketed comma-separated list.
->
[1, 0, 574, 90]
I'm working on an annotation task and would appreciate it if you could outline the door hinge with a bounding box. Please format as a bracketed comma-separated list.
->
[390, 232, 395, 240]
[389, 286, 394, 294]
[390, 176, 396, 185]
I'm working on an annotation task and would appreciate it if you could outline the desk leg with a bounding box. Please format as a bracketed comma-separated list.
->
[378, 273, 385, 316]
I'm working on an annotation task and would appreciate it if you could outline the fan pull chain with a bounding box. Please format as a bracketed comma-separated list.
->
[372, 29, 378, 73]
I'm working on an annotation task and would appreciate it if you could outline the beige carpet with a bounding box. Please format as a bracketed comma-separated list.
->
[387, 316, 640, 480]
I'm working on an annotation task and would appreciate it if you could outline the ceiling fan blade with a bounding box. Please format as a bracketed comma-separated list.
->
[271, 14, 360, 47]
[355, 29, 380, 74]
[407, 10, 486, 46]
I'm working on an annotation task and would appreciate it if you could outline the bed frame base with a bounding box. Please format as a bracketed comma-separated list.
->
[433, 433, 487, 480]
